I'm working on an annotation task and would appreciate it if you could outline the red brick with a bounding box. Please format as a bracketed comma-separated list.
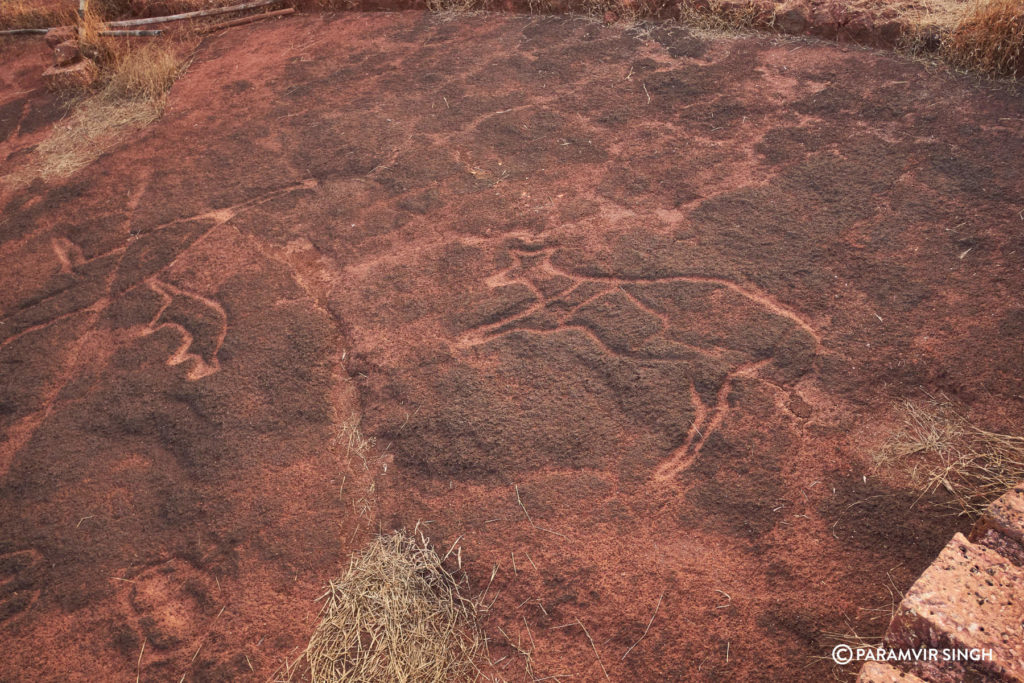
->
[885, 533, 1024, 682]
[975, 528, 1024, 568]
[973, 485, 1024, 548]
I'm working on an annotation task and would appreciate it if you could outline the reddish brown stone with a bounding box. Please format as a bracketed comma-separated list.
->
[807, 5, 839, 39]
[842, 12, 875, 45]
[42, 58, 98, 91]
[53, 40, 81, 67]
[776, 6, 808, 34]
[875, 19, 903, 47]
[43, 25, 76, 48]
[886, 534, 1024, 682]
[80, 42, 101, 62]
[857, 661, 927, 683]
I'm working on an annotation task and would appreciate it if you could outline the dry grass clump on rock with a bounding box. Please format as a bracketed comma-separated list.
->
[578, 0, 660, 23]
[943, 0, 1023, 78]
[303, 529, 484, 683]
[874, 397, 1024, 516]
[677, 0, 772, 34]
[425, 0, 480, 13]
[105, 39, 185, 100]
[74, 7, 191, 87]
[895, 0, 971, 52]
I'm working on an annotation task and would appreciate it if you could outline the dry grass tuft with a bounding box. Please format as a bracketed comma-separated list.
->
[82, 0, 134, 20]
[895, 0, 971, 50]
[301, 529, 484, 683]
[0, 0, 69, 29]
[677, 0, 772, 36]
[874, 397, 1024, 516]
[424, 0, 481, 14]
[106, 40, 186, 100]
[578, 0, 665, 24]
[72, 8, 195, 92]
[22, 96, 161, 179]
[0, 0, 72, 29]
[943, 0, 1023, 78]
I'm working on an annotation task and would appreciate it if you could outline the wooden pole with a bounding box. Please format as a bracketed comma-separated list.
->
[0, 0, 286, 37]
[197, 7, 293, 33]
[99, 29, 164, 35]
[104, 0, 282, 27]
